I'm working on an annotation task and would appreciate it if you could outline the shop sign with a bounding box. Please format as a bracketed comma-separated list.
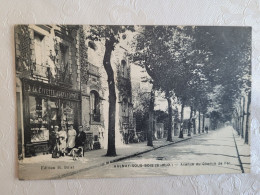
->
[23, 80, 80, 101]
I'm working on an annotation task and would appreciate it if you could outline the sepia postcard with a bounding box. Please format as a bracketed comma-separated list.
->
[15, 25, 251, 180]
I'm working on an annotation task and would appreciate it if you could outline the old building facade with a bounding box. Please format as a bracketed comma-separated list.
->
[81, 61, 106, 150]
[85, 32, 135, 147]
[16, 25, 135, 158]
[15, 25, 84, 157]
[115, 49, 135, 145]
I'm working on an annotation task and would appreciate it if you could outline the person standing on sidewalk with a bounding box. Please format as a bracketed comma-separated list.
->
[205, 126, 209, 133]
[51, 125, 60, 158]
[75, 126, 86, 156]
[58, 125, 67, 156]
[67, 124, 77, 154]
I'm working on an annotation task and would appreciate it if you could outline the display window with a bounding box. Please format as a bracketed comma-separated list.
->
[29, 96, 49, 142]
[29, 96, 79, 144]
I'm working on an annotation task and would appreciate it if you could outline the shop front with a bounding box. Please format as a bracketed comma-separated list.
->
[22, 79, 81, 157]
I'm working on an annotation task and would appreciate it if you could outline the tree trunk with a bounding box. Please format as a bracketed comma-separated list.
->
[235, 117, 239, 135]
[179, 102, 185, 138]
[104, 39, 117, 156]
[245, 91, 251, 144]
[239, 98, 242, 136]
[193, 110, 196, 134]
[147, 88, 155, 146]
[166, 90, 173, 141]
[188, 106, 193, 136]
[202, 114, 205, 133]
[241, 96, 245, 138]
[198, 109, 201, 134]
[237, 111, 240, 136]
[174, 110, 178, 136]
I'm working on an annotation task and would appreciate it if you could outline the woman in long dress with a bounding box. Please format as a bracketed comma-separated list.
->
[58, 125, 67, 156]
[67, 125, 76, 154]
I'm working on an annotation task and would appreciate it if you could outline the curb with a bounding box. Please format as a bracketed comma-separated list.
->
[50, 132, 209, 180]
[232, 131, 245, 173]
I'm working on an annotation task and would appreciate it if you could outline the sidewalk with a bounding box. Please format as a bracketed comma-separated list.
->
[232, 129, 251, 173]
[19, 133, 204, 180]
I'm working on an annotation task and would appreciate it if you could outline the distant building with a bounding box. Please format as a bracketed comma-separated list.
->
[116, 50, 135, 144]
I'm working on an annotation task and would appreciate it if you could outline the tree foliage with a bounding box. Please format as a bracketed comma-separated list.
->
[132, 25, 251, 135]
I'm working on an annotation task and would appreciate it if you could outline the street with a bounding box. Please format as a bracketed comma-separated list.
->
[64, 126, 250, 179]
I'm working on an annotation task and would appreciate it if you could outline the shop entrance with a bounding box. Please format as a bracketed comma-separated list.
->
[22, 79, 81, 156]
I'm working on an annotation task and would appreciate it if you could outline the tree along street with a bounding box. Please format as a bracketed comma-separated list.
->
[64, 126, 248, 179]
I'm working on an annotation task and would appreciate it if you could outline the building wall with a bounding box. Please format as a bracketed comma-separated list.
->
[15, 25, 82, 156]
[81, 69, 106, 149]
[112, 46, 134, 145]
[14, 25, 138, 151]
[84, 32, 134, 148]
[15, 25, 81, 89]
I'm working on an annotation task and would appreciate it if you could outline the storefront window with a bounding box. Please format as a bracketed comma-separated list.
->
[28, 94, 79, 144]
[29, 96, 49, 142]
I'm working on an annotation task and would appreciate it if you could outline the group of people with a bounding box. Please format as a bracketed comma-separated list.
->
[50, 125, 86, 158]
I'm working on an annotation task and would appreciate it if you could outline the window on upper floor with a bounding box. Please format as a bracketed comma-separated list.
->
[33, 31, 47, 78]
[58, 44, 72, 83]
[60, 44, 69, 72]
[34, 32, 45, 66]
